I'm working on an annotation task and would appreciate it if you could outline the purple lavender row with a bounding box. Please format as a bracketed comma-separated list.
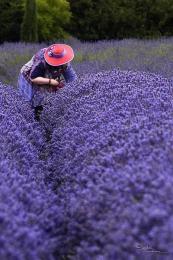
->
[42, 68, 173, 258]
[0, 83, 63, 259]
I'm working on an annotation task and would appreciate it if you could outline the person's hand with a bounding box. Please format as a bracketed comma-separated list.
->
[50, 79, 59, 87]
[48, 79, 65, 92]
[51, 85, 59, 92]
[58, 81, 65, 88]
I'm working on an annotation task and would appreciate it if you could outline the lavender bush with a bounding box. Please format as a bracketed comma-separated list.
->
[41, 69, 173, 259]
[0, 82, 65, 259]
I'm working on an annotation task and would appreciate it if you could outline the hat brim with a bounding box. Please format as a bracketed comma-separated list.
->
[44, 44, 74, 66]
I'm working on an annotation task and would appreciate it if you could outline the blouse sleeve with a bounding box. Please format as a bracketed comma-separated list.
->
[30, 60, 45, 79]
[63, 63, 77, 83]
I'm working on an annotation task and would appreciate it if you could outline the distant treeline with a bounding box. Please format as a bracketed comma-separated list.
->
[0, 0, 173, 43]
[0, 0, 71, 43]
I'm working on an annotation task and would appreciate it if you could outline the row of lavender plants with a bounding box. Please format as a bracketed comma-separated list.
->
[41, 69, 173, 258]
[0, 83, 66, 259]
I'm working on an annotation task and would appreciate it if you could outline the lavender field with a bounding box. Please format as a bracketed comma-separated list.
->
[1, 38, 173, 259]
[1, 37, 173, 86]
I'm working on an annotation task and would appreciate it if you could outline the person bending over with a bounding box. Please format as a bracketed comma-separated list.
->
[18, 43, 77, 120]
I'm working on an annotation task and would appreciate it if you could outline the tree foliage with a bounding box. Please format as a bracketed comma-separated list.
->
[0, 0, 24, 43]
[68, 0, 173, 40]
[20, 0, 38, 42]
[0, 0, 173, 42]
[36, 0, 71, 42]
[0, 0, 71, 43]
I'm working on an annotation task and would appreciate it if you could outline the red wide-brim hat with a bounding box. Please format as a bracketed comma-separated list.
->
[44, 43, 74, 66]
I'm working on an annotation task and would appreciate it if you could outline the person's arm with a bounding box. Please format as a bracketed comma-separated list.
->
[31, 77, 49, 85]
[30, 61, 59, 86]
[63, 63, 77, 83]
[31, 77, 59, 86]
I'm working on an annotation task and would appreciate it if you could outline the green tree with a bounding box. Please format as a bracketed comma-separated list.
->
[20, 0, 38, 42]
[68, 0, 94, 40]
[156, 0, 173, 36]
[0, 0, 24, 43]
[68, 0, 173, 40]
[68, 0, 137, 40]
[36, 0, 71, 42]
